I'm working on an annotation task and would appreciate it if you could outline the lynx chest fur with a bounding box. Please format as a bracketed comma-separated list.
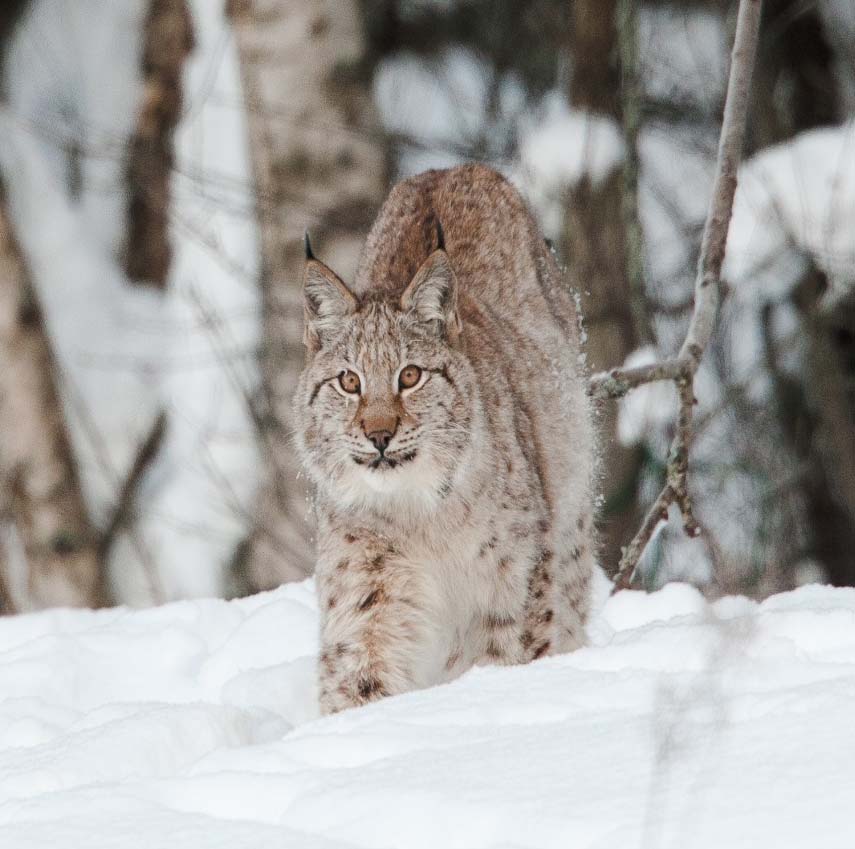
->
[295, 164, 595, 714]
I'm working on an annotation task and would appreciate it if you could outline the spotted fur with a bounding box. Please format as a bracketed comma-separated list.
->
[294, 164, 596, 714]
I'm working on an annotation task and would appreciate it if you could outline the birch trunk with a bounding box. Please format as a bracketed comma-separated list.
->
[0, 194, 103, 610]
[230, 0, 388, 589]
[124, 0, 194, 286]
[563, 0, 642, 574]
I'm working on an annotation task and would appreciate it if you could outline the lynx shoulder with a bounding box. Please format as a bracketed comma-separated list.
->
[294, 164, 596, 714]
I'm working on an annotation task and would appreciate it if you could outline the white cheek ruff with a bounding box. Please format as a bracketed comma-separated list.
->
[332, 452, 445, 516]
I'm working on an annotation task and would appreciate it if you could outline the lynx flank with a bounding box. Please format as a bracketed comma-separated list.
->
[295, 164, 596, 714]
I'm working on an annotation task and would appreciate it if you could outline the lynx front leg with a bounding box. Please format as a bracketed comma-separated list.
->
[316, 533, 441, 715]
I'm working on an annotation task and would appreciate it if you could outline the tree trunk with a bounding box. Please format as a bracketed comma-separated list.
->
[562, 0, 643, 575]
[229, 0, 388, 589]
[124, 0, 195, 286]
[569, 0, 620, 115]
[0, 193, 104, 610]
[800, 278, 855, 587]
[0, 0, 28, 95]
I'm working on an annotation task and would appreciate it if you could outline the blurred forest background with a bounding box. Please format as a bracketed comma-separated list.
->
[0, 0, 852, 613]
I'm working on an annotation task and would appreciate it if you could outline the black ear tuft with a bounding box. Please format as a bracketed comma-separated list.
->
[304, 230, 316, 261]
[302, 258, 357, 352]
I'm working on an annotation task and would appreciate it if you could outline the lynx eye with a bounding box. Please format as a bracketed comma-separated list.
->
[338, 370, 361, 394]
[398, 365, 422, 391]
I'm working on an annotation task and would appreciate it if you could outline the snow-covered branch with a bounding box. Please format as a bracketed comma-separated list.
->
[589, 0, 764, 591]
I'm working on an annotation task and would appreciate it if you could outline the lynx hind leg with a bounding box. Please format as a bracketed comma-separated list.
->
[554, 513, 595, 652]
[476, 543, 561, 667]
[515, 511, 595, 663]
[476, 531, 592, 667]
[516, 546, 561, 662]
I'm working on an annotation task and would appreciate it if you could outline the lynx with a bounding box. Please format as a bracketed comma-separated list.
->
[295, 164, 596, 714]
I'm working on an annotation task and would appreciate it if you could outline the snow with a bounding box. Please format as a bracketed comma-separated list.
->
[1, 576, 854, 847]
[616, 346, 678, 449]
[374, 46, 526, 177]
[638, 123, 717, 312]
[513, 93, 625, 240]
[725, 123, 855, 303]
[374, 53, 624, 241]
[638, 6, 728, 114]
[0, 0, 260, 605]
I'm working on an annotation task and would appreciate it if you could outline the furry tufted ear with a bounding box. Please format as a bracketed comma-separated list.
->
[400, 249, 461, 341]
[303, 259, 357, 352]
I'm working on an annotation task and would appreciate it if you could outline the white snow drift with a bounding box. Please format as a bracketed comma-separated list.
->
[0, 578, 854, 848]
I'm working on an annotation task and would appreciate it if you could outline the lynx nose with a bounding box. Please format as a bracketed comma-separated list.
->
[362, 414, 398, 454]
[366, 430, 393, 453]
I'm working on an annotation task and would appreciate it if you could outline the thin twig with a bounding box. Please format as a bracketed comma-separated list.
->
[98, 411, 167, 563]
[589, 357, 690, 401]
[591, 0, 764, 591]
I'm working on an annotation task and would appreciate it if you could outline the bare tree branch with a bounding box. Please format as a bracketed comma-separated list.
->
[98, 411, 167, 563]
[589, 0, 764, 592]
[589, 356, 689, 401]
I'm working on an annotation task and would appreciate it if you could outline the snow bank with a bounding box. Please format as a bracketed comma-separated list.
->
[725, 123, 855, 303]
[639, 5, 728, 114]
[514, 93, 625, 240]
[1, 579, 854, 848]
[616, 346, 678, 450]
[374, 46, 526, 177]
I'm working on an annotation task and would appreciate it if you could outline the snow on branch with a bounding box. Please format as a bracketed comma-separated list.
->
[588, 0, 764, 591]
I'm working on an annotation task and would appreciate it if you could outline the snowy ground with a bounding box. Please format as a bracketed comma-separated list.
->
[1, 578, 854, 848]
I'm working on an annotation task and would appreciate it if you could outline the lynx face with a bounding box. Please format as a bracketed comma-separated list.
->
[295, 251, 477, 515]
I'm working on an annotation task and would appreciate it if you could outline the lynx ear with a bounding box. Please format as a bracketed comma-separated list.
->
[303, 258, 357, 352]
[400, 250, 461, 341]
